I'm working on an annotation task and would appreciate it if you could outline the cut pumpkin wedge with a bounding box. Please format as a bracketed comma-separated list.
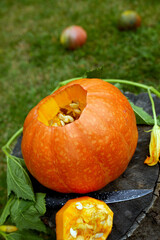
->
[56, 196, 113, 240]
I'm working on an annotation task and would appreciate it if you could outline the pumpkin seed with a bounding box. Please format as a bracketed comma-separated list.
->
[69, 102, 79, 109]
[53, 101, 82, 126]
[77, 223, 93, 230]
[95, 233, 104, 238]
[75, 202, 83, 210]
[100, 220, 105, 225]
[84, 204, 94, 209]
[58, 113, 65, 120]
[74, 109, 81, 114]
[70, 228, 77, 238]
[60, 120, 65, 126]
[63, 115, 74, 123]
[97, 204, 105, 210]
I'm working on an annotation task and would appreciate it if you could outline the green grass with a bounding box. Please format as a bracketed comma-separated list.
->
[1, 0, 160, 217]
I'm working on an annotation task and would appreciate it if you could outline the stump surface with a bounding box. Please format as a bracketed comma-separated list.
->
[13, 92, 160, 239]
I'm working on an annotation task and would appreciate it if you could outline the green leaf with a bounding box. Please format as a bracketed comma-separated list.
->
[0, 230, 45, 240]
[0, 196, 15, 225]
[19, 230, 45, 240]
[85, 66, 104, 78]
[129, 101, 155, 125]
[114, 83, 123, 90]
[7, 156, 35, 201]
[10, 193, 46, 233]
[0, 232, 23, 240]
[1, 154, 47, 237]
[157, 115, 160, 124]
[34, 193, 46, 216]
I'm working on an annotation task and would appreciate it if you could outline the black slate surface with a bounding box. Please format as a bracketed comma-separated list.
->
[12, 92, 160, 240]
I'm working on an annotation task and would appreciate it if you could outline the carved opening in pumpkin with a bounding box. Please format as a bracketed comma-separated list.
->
[38, 84, 87, 127]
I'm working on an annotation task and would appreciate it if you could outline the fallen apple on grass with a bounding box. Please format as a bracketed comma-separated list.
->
[60, 25, 87, 50]
[118, 10, 141, 30]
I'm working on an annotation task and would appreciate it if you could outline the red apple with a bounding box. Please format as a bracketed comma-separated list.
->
[60, 25, 87, 50]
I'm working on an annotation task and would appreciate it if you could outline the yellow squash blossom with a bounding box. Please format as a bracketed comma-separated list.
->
[0, 225, 18, 233]
[144, 124, 160, 166]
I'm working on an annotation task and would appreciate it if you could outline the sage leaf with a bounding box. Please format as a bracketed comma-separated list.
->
[10, 193, 46, 233]
[7, 155, 35, 201]
[0, 196, 15, 225]
[129, 101, 155, 125]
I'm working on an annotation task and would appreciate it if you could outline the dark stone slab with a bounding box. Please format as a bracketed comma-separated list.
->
[12, 92, 160, 239]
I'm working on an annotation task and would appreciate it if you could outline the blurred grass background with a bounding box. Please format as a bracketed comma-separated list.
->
[0, 0, 160, 216]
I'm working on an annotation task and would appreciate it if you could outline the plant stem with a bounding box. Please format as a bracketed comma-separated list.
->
[102, 79, 160, 98]
[148, 88, 157, 126]
[104, 79, 149, 90]
[54, 77, 160, 98]
[58, 77, 160, 127]
[59, 77, 82, 86]
[2, 77, 160, 158]
[2, 127, 23, 156]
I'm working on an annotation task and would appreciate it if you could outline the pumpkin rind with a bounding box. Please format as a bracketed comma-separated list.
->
[21, 78, 138, 193]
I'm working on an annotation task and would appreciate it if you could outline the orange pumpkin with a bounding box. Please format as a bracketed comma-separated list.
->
[56, 196, 113, 240]
[21, 78, 138, 193]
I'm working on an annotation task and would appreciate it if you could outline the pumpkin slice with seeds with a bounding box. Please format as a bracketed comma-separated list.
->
[56, 196, 113, 240]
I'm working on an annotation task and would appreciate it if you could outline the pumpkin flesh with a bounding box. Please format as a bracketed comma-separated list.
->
[56, 196, 113, 240]
[37, 84, 87, 127]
